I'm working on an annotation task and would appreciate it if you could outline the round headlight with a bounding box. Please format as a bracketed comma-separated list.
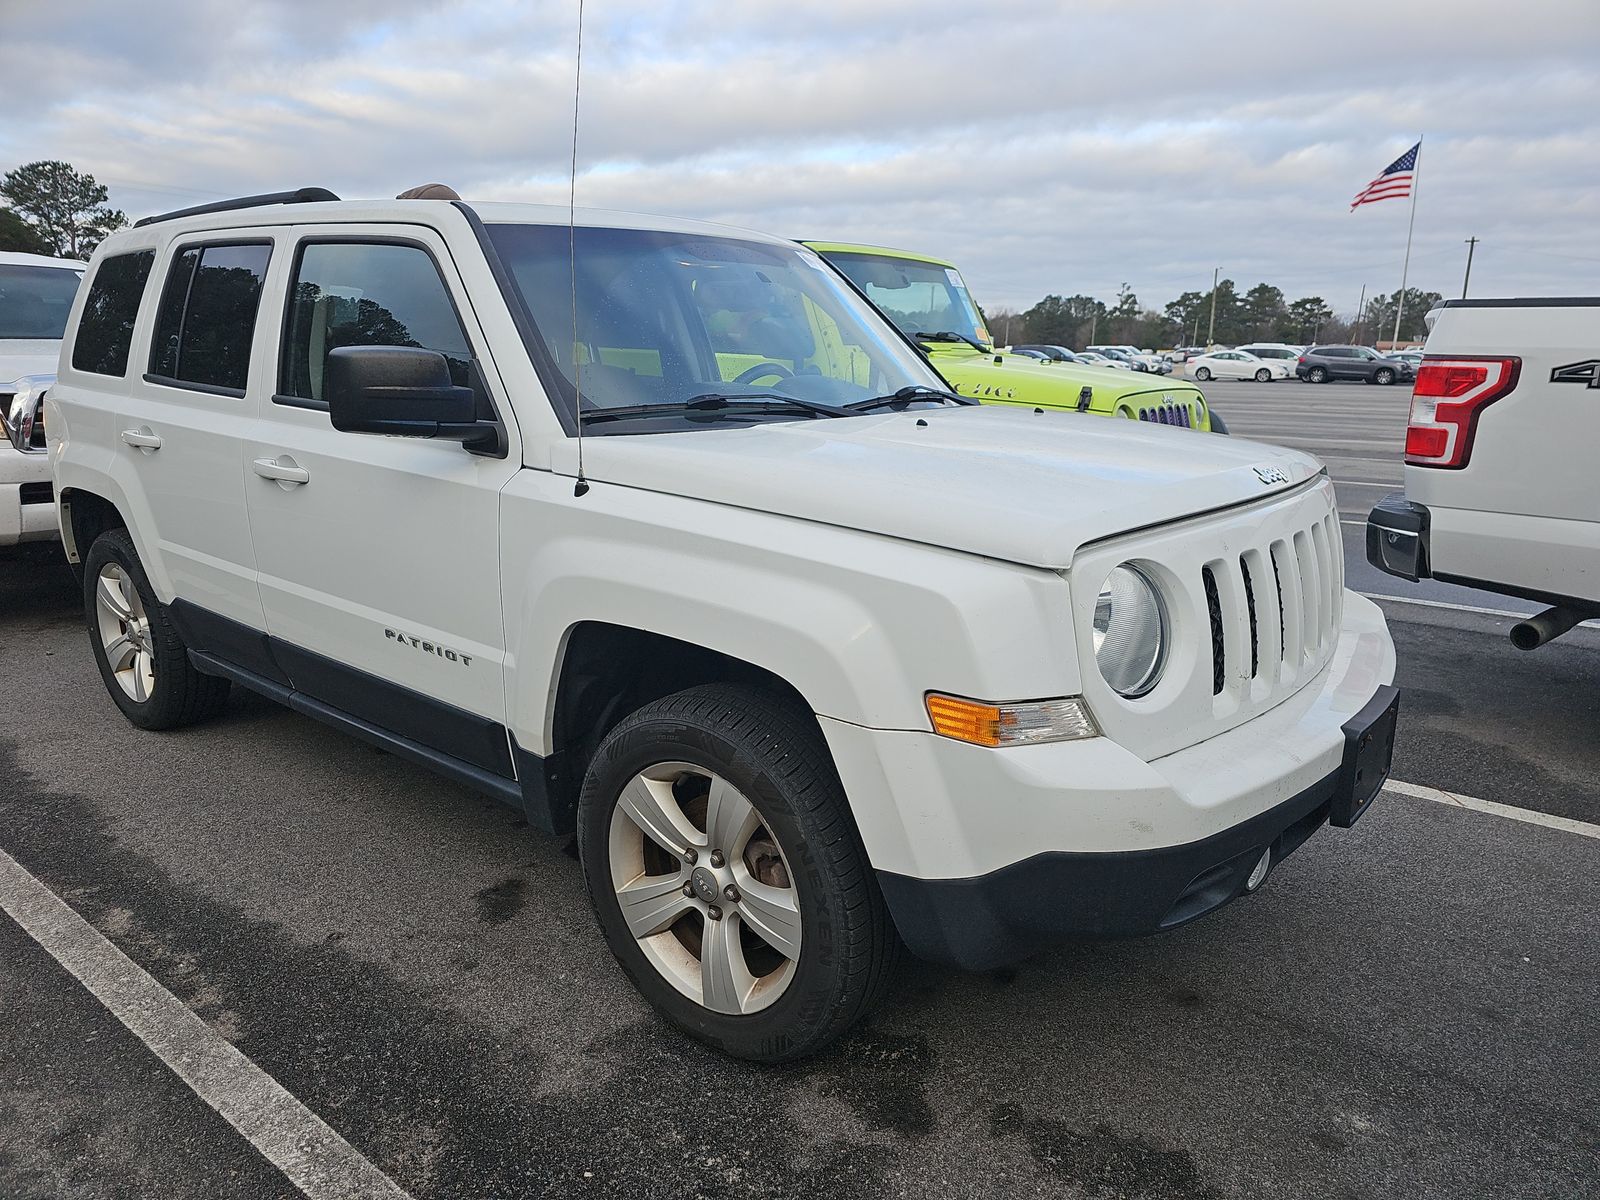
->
[1093, 563, 1168, 697]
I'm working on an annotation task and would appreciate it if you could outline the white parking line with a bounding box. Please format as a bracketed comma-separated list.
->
[1386, 780, 1600, 841]
[0, 847, 413, 1200]
[1360, 593, 1600, 631]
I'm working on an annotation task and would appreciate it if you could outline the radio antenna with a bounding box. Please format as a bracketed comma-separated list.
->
[568, 0, 589, 497]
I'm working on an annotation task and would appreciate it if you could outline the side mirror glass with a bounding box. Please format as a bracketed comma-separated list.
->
[325, 346, 478, 439]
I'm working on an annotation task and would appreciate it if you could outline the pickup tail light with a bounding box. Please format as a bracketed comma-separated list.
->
[1404, 355, 1520, 469]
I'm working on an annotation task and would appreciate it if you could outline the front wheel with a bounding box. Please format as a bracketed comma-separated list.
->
[1375, 367, 1395, 385]
[84, 529, 230, 730]
[1254, 368, 1271, 382]
[578, 684, 898, 1062]
[1194, 366, 1212, 381]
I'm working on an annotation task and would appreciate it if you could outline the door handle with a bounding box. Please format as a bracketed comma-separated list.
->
[252, 456, 310, 486]
[120, 427, 162, 451]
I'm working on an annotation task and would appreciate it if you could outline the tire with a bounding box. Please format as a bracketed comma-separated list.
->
[1194, 367, 1212, 381]
[1308, 366, 1328, 383]
[1254, 368, 1271, 383]
[1375, 368, 1395, 385]
[577, 683, 898, 1062]
[83, 528, 230, 730]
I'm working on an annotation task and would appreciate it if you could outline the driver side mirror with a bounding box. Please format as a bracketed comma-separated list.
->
[325, 346, 480, 440]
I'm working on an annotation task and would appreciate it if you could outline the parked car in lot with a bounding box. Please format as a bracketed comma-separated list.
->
[1088, 345, 1171, 374]
[1236, 343, 1304, 367]
[1189, 349, 1290, 383]
[803, 241, 1214, 429]
[1368, 298, 1599, 649]
[1385, 350, 1425, 369]
[48, 190, 1396, 1060]
[1296, 345, 1415, 385]
[1077, 350, 1135, 370]
[1, 251, 87, 546]
[1008, 344, 1087, 364]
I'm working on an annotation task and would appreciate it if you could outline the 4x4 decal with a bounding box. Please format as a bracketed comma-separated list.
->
[1550, 359, 1600, 388]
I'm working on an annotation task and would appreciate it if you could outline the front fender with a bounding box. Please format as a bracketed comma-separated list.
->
[499, 470, 1082, 756]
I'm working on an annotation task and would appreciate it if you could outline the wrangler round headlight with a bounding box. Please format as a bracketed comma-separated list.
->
[1093, 563, 1168, 697]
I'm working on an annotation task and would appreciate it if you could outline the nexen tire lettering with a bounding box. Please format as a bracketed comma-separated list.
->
[385, 627, 472, 666]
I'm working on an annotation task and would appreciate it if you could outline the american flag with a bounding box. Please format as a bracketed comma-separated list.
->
[1351, 142, 1420, 210]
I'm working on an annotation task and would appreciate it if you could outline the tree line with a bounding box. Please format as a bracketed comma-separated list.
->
[0, 160, 127, 258]
[988, 278, 1442, 349]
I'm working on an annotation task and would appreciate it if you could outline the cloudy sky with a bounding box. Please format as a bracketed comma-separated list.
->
[4, 0, 1596, 315]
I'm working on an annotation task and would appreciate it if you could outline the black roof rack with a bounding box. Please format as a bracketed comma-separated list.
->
[133, 187, 341, 229]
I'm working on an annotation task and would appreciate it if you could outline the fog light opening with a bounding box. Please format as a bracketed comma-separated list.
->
[1245, 848, 1272, 892]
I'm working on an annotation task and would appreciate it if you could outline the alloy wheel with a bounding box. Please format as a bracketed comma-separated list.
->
[94, 563, 155, 702]
[607, 762, 801, 1015]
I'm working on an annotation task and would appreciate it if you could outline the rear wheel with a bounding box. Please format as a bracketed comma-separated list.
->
[577, 683, 898, 1062]
[84, 529, 230, 730]
[1194, 366, 1212, 381]
[1375, 367, 1395, 385]
[1308, 366, 1328, 383]
[1254, 368, 1271, 382]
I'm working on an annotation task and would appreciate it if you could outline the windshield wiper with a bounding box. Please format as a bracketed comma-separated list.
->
[913, 330, 990, 354]
[579, 392, 849, 425]
[846, 386, 975, 412]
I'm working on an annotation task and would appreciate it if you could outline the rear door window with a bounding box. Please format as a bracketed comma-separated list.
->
[149, 242, 273, 393]
[70, 250, 155, 376]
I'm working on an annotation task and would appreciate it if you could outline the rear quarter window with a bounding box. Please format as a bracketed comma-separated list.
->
[71, 250, 156, 376]
[149, 241, 273, 394]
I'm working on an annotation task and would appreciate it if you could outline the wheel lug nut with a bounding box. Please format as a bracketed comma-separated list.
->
[682, 847, 697, 864]
[709, 851, 725, 868]
[723, 884, 740, 903]
[682, 882, 695, 898]
[706, 905, 722, 921]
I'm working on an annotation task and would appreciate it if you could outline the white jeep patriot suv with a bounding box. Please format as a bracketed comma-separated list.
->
[48, 189, 1397, 1060]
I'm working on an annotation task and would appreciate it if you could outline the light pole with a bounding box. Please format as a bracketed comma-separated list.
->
[1462, 237, 1478, 299]
[1353, 283, 1366, 346]
[1205, 267, 1219, 348]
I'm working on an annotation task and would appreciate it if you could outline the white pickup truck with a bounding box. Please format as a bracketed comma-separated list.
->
[1367, 298, 1599, 649]
[47, 190, 1397, 1060]
[1, 251, 87, 545]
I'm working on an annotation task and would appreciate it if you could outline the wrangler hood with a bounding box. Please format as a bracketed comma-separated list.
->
[575, 406, 1322, 569]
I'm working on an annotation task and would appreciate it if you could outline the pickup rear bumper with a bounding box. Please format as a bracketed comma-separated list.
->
[1366, 492, 1431, 581]
[1367, 491, 1600, 615]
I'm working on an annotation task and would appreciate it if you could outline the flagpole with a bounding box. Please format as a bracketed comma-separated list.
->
[1390, 136, 1422, 347]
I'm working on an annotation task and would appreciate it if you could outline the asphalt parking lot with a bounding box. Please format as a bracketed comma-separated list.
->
[2, 380, 1597, 1199]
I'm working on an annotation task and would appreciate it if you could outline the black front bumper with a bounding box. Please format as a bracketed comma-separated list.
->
[1366, 492, 1432, 581]
[876, 687, 1400, 971]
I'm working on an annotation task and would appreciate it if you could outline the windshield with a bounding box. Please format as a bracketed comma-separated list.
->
[816, 251, 991, 349]
[484, 225, 946, 429]
[0, 264, 84, 340]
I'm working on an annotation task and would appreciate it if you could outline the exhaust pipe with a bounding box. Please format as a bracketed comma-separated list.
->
[1510, 606, 1588, 651]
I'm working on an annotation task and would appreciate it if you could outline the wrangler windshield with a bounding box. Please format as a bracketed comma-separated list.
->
[0, 264, 84, 340]
[484, 225, 945, 429]
[818, 252, 991, 350]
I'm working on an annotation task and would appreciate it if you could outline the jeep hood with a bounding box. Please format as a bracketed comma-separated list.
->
[926, 344, 1199, 405]
[0, 341, 62, 385]
[574, 406, 1322, 569]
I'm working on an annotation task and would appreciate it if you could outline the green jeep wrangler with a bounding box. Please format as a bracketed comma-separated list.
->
[802, 242, 1217, 432]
